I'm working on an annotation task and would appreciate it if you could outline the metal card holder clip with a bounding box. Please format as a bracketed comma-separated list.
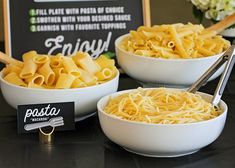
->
[39, 127, 55, 144]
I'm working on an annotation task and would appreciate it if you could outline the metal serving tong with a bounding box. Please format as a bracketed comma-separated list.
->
[187, 45, 235, 106]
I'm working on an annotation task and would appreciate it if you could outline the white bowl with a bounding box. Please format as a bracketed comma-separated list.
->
[115, 34, 225, 87]
[97, 88, 228, 157]
[0, 71, 119, 121]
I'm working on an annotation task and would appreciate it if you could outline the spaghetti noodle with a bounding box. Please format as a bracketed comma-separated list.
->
[104, 88, 222, 124]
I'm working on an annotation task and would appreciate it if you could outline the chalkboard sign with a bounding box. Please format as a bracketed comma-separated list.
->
[17, 102, 75, 134]
[3, 0, 151, 60]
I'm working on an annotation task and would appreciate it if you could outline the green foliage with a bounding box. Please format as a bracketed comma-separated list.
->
[103, 52, 116, 59]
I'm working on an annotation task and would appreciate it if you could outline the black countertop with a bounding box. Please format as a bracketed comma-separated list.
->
[0, 71, 235, 168]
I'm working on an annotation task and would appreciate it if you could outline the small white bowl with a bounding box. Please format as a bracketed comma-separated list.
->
[0, 71, 119, 121]
[115, 34, 225, 87]
[97, 88, 227, 157]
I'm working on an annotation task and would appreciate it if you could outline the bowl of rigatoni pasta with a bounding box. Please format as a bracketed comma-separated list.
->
[115, 23, 230, 87]
[0, 51, 119, 121]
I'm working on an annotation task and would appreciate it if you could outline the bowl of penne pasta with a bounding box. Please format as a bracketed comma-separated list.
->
[97, 88, 227, 157]
[0, 51, 119, 121]
[115, 23, 230, 87]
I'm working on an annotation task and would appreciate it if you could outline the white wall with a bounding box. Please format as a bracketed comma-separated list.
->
[150, 0, 210, 26]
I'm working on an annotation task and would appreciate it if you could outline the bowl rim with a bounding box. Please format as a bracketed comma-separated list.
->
[115, 33, 226, 62]
[0, 70, 120, 92]
[97, 88, 228, 127]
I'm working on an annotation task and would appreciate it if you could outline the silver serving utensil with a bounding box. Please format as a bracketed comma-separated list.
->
[187, 45, 235, 106]
[24, 116, 64, 131]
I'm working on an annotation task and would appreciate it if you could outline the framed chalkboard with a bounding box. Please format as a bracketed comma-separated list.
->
[3, 0, 151, 60]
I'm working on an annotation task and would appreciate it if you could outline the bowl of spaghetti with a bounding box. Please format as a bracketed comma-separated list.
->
[97, 88, 227, 157]
[115, 23, 230, 87]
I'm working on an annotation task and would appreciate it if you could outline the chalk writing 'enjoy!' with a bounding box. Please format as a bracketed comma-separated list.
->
[44, 32, 112, 59]
[24, 104, 60, 122]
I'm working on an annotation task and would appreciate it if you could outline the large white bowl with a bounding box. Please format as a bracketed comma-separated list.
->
[0, 71, 119, 121]
[97, 88, 227, 157]
[115, 34, 225, 87]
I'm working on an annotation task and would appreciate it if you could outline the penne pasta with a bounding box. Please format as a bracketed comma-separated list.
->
[167, 41, 175, 48]
[199, 30, 217, 39]
[161, 50, 180, 59]
[197, 47, 215, 56]
[134, 50, 153, 56]
[178, 30, 194, 38]
[141, 30, 156, 39]
[168, 26, 188, 58]
[120, 23, 230, 59]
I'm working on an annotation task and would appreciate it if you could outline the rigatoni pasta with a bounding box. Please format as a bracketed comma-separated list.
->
[33, 55, 49, 64]
[38, 61, 55, 85]
[72, 51, 101, 74]
[4, 72, 27, 87]
[95, 55, 115, 68]
[71, 78, 87, 88]
[120, 23, 230, 59]
[3, 64, 21, 76]
[55, 73, 75, 89]
[19, 59, 37, 79]
[22, 51, 37, 62]
[95, 68, 113, 81]
[24, 73, 44, 86]
[62, 56, 81, 77]
[28, 82, 44, 89]
[1, 51, 118, 89]
[50, 54, 63, 68]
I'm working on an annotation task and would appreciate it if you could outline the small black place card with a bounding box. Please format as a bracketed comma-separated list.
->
[17, 102, 75, 134]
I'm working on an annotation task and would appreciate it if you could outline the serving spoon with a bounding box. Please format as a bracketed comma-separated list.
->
[206, 12, 235, 34]
[0, 51, 23, 67]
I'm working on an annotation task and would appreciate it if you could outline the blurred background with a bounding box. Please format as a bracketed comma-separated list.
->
[0, 0, 210, 42]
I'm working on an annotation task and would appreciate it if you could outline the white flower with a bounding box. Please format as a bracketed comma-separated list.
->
[191, 0, 210, 10]
[191, 0, 235, 20]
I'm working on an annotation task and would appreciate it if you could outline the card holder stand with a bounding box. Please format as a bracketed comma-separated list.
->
[39, 127, 55, 144]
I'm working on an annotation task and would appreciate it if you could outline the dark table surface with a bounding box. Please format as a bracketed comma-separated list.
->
[0, 42, 235, 168]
